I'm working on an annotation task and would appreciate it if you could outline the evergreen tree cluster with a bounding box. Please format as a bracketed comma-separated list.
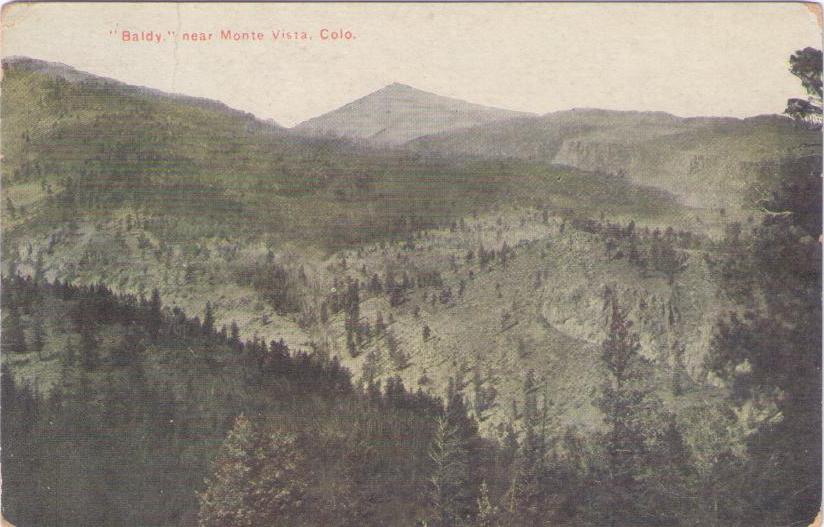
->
[573, 217, 700, 284]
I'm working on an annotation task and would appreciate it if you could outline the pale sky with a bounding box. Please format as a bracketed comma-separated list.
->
[2, 2, 821, 126]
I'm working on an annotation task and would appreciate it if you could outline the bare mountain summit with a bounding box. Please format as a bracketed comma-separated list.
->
[292, 82, 533, 145]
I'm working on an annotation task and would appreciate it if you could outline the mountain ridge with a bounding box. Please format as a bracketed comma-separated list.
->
[2, 56, 286, 130]
[5, 56, 797, 142]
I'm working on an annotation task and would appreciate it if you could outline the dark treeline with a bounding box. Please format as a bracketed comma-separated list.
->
[1, 273, 349, 388]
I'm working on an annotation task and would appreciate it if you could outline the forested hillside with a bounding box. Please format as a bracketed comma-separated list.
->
[2, 275, 455, 526]
[0, 57, 688, 428]
[2, 58, 672, 249]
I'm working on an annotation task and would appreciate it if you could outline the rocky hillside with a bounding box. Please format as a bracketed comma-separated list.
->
[302, 205, 741, 440]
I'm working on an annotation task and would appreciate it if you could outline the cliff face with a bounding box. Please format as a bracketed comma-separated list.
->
[537, 231, 723, 383]
[541, 259, 719, 380]
[548, 116, 819, 209]
[551, 138, 760, 209]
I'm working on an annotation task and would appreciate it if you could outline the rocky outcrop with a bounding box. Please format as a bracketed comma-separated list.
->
[540, 240, 723, 383]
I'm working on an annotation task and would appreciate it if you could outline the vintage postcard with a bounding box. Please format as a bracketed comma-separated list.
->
[0, 2, 821, 526]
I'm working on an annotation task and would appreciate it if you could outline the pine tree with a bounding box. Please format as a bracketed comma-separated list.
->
[597, 300, 667, 526]
[32, 252, 45, 285]
[320, 302, 329, 324]
[31, 316, 46, 358]
[389, 284, 406, 307]
[361, 349, 381, 385]
[501, 421, 519, 469]
[112, 325, 142, 367]
[428, 413, 469, 527]
[198, 414, 307, 527]
[785, 47, 823, 127]
[649, 237, 687, 285]
[671, 340, 688, 396]
[148, 288, 162, 339]
[369, 273, 382, 293]
[5, 196, 16, 218]
[375, 311, 386, 334]
[202, 301, 215, 336]
[346, 329, 358, 358]
[79, 329, 99, 371]
[521, 371, 542, 462]
[2, 304, 27, 354]
[707, 133, 822, 523]
[508, 370, 548, 522]
[476, 480, 500, 527]
[472, 368, 485, 416]
[344, 279, 360, 331]
[61, 336, 77, 371]
[229, 321, 241, 349]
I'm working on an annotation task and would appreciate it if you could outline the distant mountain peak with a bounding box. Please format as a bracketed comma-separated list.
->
[366, 82, 424, 97]
[293, 83, 533, 145]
